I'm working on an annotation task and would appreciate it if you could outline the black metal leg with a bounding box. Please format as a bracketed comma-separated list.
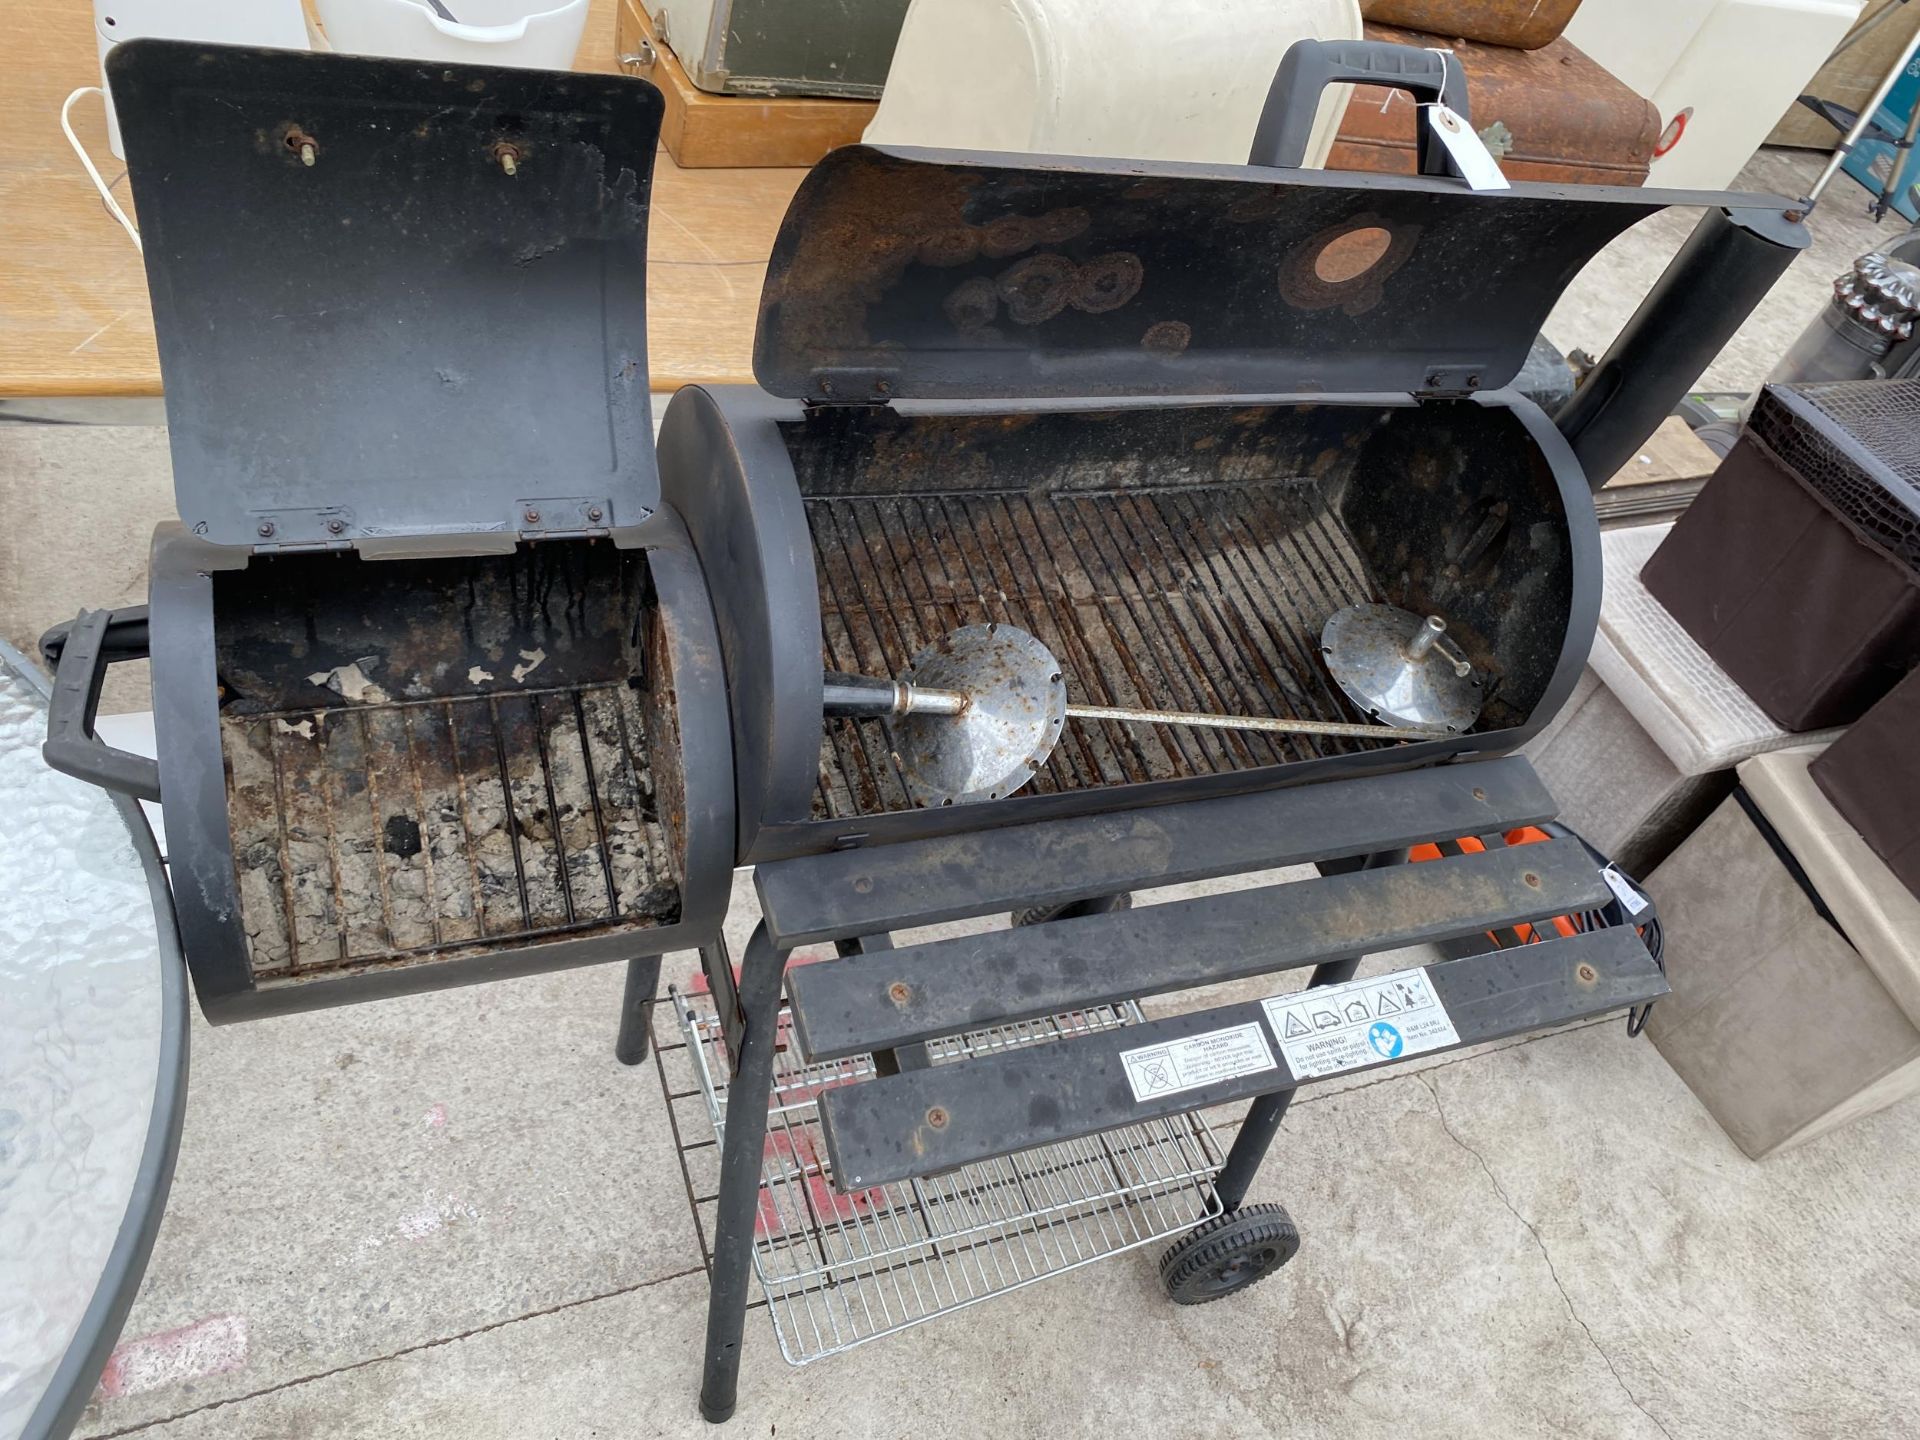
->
[1211, 853, 1401, 1212]
[699, 922, 786, 1425]
[614, 953, 664, 1066]
[1213, 1088, 1295, 1212]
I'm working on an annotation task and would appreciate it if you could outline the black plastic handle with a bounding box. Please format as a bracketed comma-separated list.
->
[1249, 38, 1470, 177]
[40, 606, 162, 803]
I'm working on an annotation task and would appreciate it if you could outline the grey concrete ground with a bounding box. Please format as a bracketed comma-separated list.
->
[60, 874, 1920, 1440]
[9, 147, 1920, 1438]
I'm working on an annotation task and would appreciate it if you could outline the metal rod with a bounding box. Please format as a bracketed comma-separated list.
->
[529, 692, 578, 927]
[1806, 25, 1920, 210]
[1405, 614, 1444, 661]
[485, 695, 534, 931]
[700, 923, 788, 1424]
[262, 719, 304, 973]
[614, 953, 663, 1066]
[1062, 702, 1443, 743]
[1876, 93, 1920, 220]
[831, 675, 1445, 742]
[395, 708, 445, 948]
[355, 707, 402, 953]
[570, 689, 621, 916]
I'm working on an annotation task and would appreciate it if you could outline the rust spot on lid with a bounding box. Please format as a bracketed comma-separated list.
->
[943, 275, 999, 331]
[918, 226, 980, 267]
[997, 253, 1077, 325]
[1142, 319, 1192, 355]
[979, 213, 1038, 259]
[1032, 205, 1093, 244]
[1071, 252, 1144, 314]
[1278, 213, 1421, 317]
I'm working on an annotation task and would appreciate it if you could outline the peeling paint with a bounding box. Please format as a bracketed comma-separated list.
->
[306, 657, 390, 705]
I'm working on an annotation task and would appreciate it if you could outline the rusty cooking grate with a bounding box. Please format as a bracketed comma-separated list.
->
[808, 478, 1388, 819]
[221, 682, 680, 979]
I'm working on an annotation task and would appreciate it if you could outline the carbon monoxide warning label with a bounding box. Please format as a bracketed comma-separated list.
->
[1120, 1022, 1277, 1102]
[1262, 969, 1460, 1079]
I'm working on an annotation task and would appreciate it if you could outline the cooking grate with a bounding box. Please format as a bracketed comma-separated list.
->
[661, 986, 1223, 1366]
[806, 479, 1388, 819]
[221, 682, 679, 978]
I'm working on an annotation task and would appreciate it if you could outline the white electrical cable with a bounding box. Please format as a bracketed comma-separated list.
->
[61, 86, 142, 253]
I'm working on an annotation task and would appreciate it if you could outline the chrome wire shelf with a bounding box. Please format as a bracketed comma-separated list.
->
[662, 985, 1224, 1366]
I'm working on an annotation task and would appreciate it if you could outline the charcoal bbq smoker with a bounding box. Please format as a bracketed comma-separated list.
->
[40, 38, 1806, 1429]
[649, 42, 1805, 1424]
[41, 44, 734, 1023]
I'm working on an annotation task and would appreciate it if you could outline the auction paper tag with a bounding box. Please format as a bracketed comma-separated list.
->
[1262, 969, 1461, 1080]
[1603, 866, 1650, 915]
[1423, 103, 1511, 190]
[1120, 1023, 1276, 1102]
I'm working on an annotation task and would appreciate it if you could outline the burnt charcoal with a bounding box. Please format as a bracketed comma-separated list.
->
[219, 682, 680, 980]
[383, 815, 423, 858]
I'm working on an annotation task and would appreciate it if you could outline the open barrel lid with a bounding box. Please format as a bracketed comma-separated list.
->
[754, 144, 1771, 404]
[110, 41, 664, 549]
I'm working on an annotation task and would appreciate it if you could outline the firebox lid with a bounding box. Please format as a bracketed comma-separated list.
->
[110, 41, 664, 550]
[753, 144, 1777, 404]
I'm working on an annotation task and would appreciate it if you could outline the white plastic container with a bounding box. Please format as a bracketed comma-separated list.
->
[864, 0, 1362, 168]
[313, 0, 591, 69]
[95, 0, 311, 158]
[1566, 0, 1863, 190]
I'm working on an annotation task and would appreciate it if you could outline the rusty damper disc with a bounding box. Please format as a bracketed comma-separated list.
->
[892, 624, 1067, 807]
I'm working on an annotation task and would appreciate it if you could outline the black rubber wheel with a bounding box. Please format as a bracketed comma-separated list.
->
[1012, 893, 1133, 927]
[1159, 1202, 1300, 1305]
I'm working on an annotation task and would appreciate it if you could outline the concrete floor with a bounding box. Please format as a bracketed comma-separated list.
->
[8, 147, 1920, 1437]
[61, 874, 1920, 1440]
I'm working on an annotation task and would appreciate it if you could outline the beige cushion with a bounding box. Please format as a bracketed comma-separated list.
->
[1740, 745, 1920, 1028]
[1589, 524, 1843, 777]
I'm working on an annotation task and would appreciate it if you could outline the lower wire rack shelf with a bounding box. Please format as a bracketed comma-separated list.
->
[659, 986, 1225, 1366]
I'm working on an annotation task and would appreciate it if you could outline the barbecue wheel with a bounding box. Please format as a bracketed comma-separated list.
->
[1159, 1203, 1300, 1304]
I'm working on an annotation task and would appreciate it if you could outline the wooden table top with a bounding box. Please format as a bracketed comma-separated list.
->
[0, 0, 801, 398]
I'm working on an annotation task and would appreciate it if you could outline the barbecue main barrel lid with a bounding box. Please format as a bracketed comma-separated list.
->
[754, 144, 1779, 405]
[110, 41, 664, 550]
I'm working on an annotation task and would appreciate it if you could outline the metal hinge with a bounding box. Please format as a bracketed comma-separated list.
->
[807, 370, 899, 406]
[247, 506, 355, 549]
[1415, 364, 1486, 399]
[515, 497, 619, 539]
[252, 540, 353, 555]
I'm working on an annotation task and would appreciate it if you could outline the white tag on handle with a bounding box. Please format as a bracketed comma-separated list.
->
[1603, 865, 1651, 916]
[1424, 103, 1511, 191]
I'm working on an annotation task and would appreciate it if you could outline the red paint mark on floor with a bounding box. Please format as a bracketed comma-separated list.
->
[422, 1101, 449, 1129]
[94, 1314, 249, 1399]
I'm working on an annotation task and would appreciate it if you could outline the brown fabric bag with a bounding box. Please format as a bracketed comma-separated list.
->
[1812, 668, 1920, 901]
[1641, 383, 1920, 732]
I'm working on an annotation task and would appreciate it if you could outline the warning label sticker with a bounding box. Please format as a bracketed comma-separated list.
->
[1120, 1023, 1277, 1102]
[1262, 969, 1461, 1080]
